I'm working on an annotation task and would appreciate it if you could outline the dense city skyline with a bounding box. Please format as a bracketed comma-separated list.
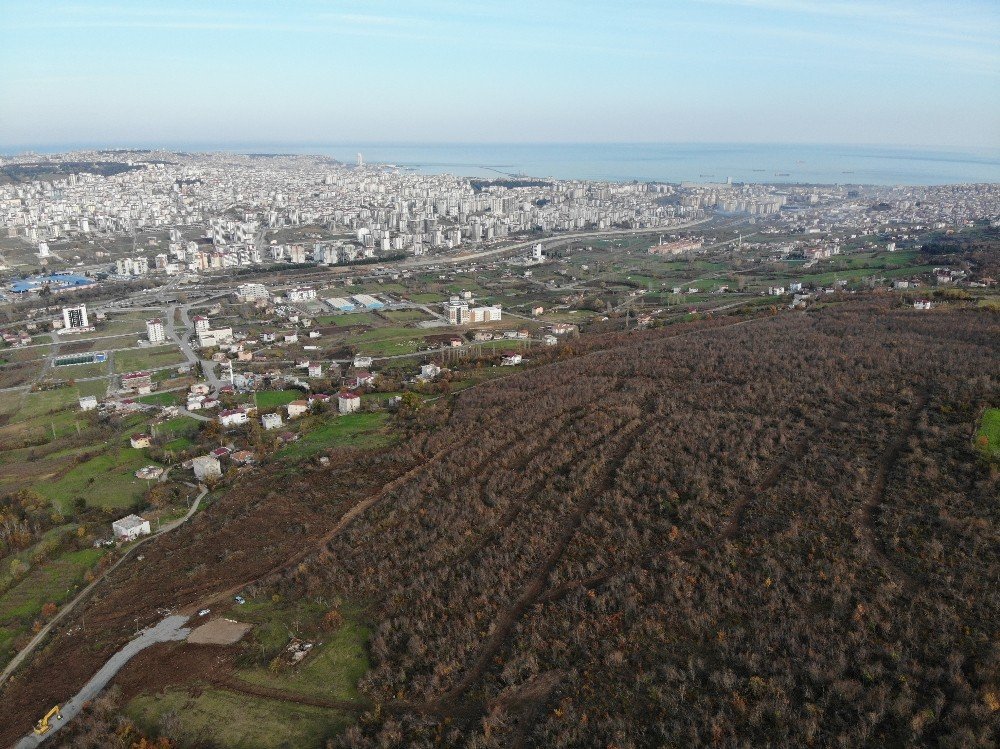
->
[1, 0, 998, 149]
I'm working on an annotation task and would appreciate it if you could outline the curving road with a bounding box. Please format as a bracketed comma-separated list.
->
[14, 615, 191, 748]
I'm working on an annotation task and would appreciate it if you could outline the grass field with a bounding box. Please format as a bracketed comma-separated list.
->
[137, 391, 181, 407]
[35, 446, 158, 513]
[279, 413, 391, 461]
[236, 611, 369, 702]
[255, 389, 303, 409]
[128, 687, 353, 749]
[48, 361, 109, 381]
[155, 417, 200, 436]
[976, 408, 1000, 458]
[113, 345, 186, 373]
[315, 312, 381, 327]
[75, 379, 108, 398]
[11, 388, 81, 422]
[0, 547, 105, 668]
[381, 309, 434, 323]
[349, 327, 425, 356]
[163, 436, 196, 453]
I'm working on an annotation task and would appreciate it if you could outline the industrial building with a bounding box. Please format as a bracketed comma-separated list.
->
[351, 294, 384, 310]
[325, 297, 356, 312]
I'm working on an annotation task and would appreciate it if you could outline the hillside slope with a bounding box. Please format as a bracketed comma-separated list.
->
[2, 303, 997, 748]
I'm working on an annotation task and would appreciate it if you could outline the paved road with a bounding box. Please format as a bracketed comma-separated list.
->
[399, 218, 712, 268]
[169, 303, 224, 392]
[0, 489, 207, 691]
[14, 615, 191, 748]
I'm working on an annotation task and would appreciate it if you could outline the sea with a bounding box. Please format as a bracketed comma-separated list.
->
[4, 142, 999, 186]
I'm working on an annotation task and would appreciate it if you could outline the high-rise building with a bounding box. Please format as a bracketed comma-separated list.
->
[63, 304, 89, 330]
[146, 318, 165, 344]
[447, 301, 470, 325]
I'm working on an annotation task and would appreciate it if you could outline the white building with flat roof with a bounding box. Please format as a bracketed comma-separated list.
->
[197, 327, 233, 349]
[63, 304, 89, 330]
[146, 318, 165, 343]
[236, 283, 269, 302]
[192, 455, 222, 480]
[112, 514, 151, 542]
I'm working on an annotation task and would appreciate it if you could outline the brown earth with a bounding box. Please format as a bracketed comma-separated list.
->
[186, 618, 251, 646]
[0, 447, 415, 746]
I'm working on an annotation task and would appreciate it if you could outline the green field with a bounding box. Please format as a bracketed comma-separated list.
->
[255, 389, 304, 409]
[163, 436, 195, 453]
[11, 388, 81, 422]
[316, 312, 381, 327]
[48, 361, 109, 380]
[154, 417, 200, 437]
[75, 379, 108, 398]
[279, 413, 391, 461]
[237, 616, 369, 701]
[128, 687, 353, 749]
[976, 408, 1000, 458]
[35, 446, 158, 513]
[0, 547, 105, 667]
[113, 345, 186, 373]
[137, 391, 182, 407]
[349, 327, 426, 356]
[381, 309, 434, 323]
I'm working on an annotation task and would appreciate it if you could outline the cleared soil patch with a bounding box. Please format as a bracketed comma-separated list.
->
[187, 618, 251, 645]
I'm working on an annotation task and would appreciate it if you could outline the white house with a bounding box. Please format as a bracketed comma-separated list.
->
[501, 354, 523, 366]
[112, 514, 151, 542]
[308, 362, 323, 378]
[218, 408, 249, 427]
[419, 363, 441, 380]
[130, 434, 152, 449]
[79, 395, 98, 411]
[353, 355, 373, 369]
[286, 400, 309, 419]
[913, 299, 933, 310]
[338, 392, 361, 414]
[261, 412, 283, 430]
[192, 455, 222, 480]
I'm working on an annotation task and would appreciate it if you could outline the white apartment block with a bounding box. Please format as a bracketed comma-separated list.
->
[63, 304, 89, 330]
[146, 318, 165, 343]
[236, 283, 269, 302]
[116, 256, 149, 276]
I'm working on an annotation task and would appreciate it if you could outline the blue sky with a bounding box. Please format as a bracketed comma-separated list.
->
[1, 0, 998, 148]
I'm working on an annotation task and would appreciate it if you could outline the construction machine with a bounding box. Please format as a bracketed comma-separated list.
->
[33, 705, 62, 735]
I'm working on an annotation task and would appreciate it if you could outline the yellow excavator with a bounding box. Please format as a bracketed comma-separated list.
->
[33, 705, 62, 735]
